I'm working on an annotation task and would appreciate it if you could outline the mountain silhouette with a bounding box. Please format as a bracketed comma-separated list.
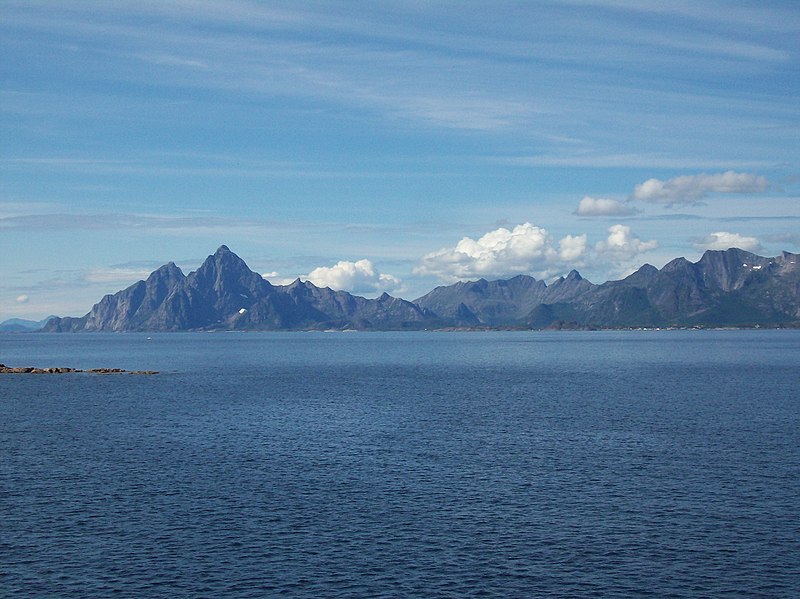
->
[42, 246, 800, 331]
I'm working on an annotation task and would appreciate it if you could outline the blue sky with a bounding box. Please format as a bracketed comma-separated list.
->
[2, 1, 799, 319]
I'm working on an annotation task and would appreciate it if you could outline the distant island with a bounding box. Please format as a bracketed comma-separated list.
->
[30, 245, 800, 332]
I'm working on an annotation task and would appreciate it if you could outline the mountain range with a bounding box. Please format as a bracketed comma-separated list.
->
[0, 316, 58, 333]
[40, 245, 800, 332]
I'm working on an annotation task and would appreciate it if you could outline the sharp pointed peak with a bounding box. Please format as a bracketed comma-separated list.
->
[205, 245, 247, 266]
[193, 245, 255, 281]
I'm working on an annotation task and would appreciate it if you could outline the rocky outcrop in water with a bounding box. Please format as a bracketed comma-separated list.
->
[0, 364, 158, 374]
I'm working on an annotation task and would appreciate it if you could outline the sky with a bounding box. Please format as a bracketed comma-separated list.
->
[2, 1, 799, 320]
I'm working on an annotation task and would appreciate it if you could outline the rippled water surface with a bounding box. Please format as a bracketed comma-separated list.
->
[2, 331, 799, 597]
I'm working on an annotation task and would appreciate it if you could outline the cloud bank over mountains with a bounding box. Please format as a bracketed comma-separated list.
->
[414, 222, 657, 282]
[304, 259, 404, 295]
[2, 165, 776, 314]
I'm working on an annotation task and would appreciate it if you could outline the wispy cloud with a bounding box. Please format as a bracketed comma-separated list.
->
[0, 156, 397, 179]
[0, 213, 245, 231]
[631, 171, 770, 206]
[84, 267, 155, 285]
[765, 232, 800, 248]
[574, 196, 638, 217]
[568, 1, 800, 35]
[8, 0, 792, 140]
[493, 155, 779, 170]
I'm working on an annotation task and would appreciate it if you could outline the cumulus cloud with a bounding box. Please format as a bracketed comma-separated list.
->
[414, 222, 658, 282]
[631, 171, 768, 206]
[574, 196, 638, 216]
[693, 231, 762, 252]
[595, 224, 659, 259]
[16, 294, 30, 303]
[414, 223, 569, 281]
[304, 259, 403, 295]
[558, 234, 588, 261]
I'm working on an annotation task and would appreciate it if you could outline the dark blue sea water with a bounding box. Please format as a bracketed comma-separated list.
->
[2, 331, 799, 597]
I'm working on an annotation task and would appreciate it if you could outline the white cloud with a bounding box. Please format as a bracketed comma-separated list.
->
[693, 231, 762, 252]
[595, 224, 659, 259]
[415, 222, 660, 282]
[574, 196, 638, 216]
[304, 259, 403, 295]
[15, 294, 30, 304]
[631, 171, 769, 205]
[558, 234, 588, 261]
[414, 222, 589, 281]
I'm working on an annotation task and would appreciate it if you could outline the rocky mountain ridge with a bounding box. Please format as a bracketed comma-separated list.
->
[45, 246, 435, 332]
[41, 245, 800, 331]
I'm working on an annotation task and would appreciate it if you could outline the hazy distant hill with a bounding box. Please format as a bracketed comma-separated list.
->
[41, 246, 800, 332]
[0, 316, 58, 332]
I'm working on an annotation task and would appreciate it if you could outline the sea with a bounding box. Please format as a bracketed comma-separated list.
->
[2, 330, 799, 597]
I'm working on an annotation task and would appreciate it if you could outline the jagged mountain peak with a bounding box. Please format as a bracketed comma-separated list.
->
[39, 246, 800, 331]
[661, 256, 693, 272]
[623, 263, 658, 285]
[192, 246, 261, 286]
[147, 261, 184, 281]
[284, 278, 307, 290]
[204, 245, 246, 267]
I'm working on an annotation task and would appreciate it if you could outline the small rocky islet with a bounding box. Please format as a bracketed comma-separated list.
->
[0, 364, 158, 375]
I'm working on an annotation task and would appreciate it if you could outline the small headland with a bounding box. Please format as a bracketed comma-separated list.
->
[0, 364, 158, 375]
